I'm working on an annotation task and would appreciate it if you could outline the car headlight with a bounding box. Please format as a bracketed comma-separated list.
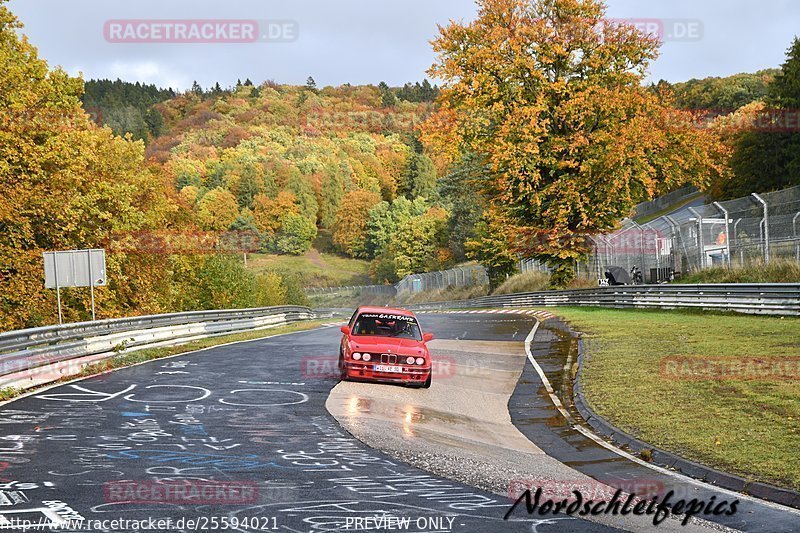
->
[406, 356, 415, 365]
[352, 352, 362, 360]
[362, 353, 371, 361]
[416, 357, 425, 365]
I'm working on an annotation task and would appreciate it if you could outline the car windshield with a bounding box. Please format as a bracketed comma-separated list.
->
[352, 313, 422, 341]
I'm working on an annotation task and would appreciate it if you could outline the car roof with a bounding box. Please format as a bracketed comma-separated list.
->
[356, 306, 416, 318]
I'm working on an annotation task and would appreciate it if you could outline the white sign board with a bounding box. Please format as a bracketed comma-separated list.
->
[43, 249, 107, 289]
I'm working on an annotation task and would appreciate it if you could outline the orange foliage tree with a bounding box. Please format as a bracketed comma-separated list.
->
[422, 0, 729, 284]
[332, 190, 382, 258]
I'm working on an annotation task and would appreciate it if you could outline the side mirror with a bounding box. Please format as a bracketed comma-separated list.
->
[340, 326, 351, 335]
[423, 333, 434, 342]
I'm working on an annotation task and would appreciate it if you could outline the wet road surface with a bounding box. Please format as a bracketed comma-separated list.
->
[0, 311, 796, 532]
[0, 321, 613, 532]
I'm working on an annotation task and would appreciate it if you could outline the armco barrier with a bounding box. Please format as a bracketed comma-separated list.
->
[408, 284, 800, 316]
[0, 306, 316, 391]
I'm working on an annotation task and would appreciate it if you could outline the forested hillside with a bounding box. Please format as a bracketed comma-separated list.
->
[3, 0, 800, 329]
[667, 69, 779, 110]
[82, 79, 175, 142]
[143, 77, 477, 284]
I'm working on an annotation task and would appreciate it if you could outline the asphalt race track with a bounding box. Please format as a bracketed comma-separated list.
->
[0, 313, 796, 532]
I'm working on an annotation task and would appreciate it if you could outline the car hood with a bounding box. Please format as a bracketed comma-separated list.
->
[349, 335, 426, 355]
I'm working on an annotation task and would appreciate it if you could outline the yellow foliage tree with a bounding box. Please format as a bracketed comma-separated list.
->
[332, 190, 381, 258]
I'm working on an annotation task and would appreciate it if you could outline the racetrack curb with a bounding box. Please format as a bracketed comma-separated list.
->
[570, 326, 800, 510]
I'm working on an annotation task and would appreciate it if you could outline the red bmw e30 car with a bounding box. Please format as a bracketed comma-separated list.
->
[338, 306, 433, 388]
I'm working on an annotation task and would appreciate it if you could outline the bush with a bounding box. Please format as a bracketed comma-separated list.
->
[252, 272, 288, 307]
[274, 213, 317, 255]
[493, 270, 600, 295]
[493, 270, 550, 295]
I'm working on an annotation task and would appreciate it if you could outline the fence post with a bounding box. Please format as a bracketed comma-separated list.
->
[599, 235, 613, 267]
[732, 218, 744, 265]
[794, 212, 800, 262]
[713, 202, 732, 269]
[752, 193, 770, 263]
[588, 237, 602, 279]
[643, 221, 660, 273]
[661, 216, 677, 273]
[630, 220, 647, 278]
[688, 207, 705, 270]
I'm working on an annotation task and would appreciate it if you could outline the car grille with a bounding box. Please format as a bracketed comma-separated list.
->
[380, 353, 397, 364]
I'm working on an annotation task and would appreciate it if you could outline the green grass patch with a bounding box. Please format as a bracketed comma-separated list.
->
[552, 306, 800, 491]
[247, 249, 372, 288]
[678, 260, 800, 284]
[634, 191, 704, 224]
[0, 319, 329, 404]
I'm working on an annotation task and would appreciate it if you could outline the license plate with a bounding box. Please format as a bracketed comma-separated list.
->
[374, 365, 403, 373]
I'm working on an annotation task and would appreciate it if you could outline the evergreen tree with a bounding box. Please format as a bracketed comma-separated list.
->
[305, 76, 318, 93]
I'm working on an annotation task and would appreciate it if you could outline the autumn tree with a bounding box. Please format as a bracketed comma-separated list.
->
[466, 208, 519, 290]
[196, 188, 239, 231]
[423, 0, 728, 283]
[438, 153, 488, 261]
[389, 207, 451, 277]
[274, 212, 317, 255]
[364, 196, 428, 259]
[332, 190, 381, 257]
[0, 1, 180, 327]
[319, 164, 346, 228]
[252, 191, 300, 236]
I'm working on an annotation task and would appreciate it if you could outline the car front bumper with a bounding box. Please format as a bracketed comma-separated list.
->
[342, 361, 430, 385]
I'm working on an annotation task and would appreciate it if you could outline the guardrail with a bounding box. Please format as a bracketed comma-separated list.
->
[408, 284, 800, 316]
[0, 306, 316, 391]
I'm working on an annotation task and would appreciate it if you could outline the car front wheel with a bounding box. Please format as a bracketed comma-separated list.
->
[421, 374, 431, 389]
[338, 352, 347, 381]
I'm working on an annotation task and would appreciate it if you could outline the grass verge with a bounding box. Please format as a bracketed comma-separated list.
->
[0, 318, 329, 404]
[634, 191, 704, 224]
[551, 306, 800, 491]
[247, 250, 372, 288]
[677, 260, 800, 284]
[494, 270, 597, 294]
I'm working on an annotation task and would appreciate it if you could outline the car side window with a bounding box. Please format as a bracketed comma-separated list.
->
[348, 309, 359, 327]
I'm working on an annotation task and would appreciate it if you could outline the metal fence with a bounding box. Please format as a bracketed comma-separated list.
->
[0, 306, 315, 391]
[394, 265, 489, 295]
[409, 284, 800, 316]
[306, 285, 397, 297]
[306, 265, 490, 300]
[524, 185, 800, 283]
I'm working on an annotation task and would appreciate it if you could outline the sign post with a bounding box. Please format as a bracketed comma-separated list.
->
[43, 249, 107, 324]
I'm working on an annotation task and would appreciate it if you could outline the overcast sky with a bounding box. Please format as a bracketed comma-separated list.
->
[6, 0, 799, 91]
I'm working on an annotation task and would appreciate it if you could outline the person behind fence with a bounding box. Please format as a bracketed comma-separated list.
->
[630, 265, 643, 285]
